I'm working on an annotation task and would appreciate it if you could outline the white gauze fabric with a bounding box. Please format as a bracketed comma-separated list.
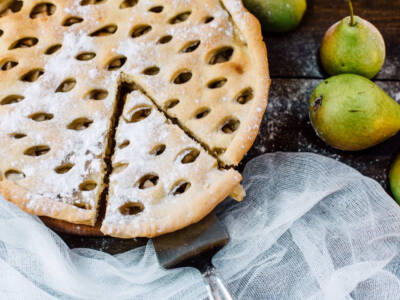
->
[0, 152, 400, 299]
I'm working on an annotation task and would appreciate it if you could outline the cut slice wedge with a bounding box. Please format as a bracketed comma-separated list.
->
[101, 90, 242, 238]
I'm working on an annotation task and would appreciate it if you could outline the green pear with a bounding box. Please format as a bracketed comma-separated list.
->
[309, 74, 400, 151]
[390, 155, 400, 205]
[244, 0, 307, 33]
[320, 0, 385, 79]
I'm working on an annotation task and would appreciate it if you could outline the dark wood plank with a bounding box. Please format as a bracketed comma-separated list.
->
[264, 0, 400, 80]
[241, 78, 400, 192]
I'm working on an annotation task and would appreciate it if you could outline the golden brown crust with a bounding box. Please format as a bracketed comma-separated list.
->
[101, 169, 241, 238]
[220, 0, 270, 165]
[0, 180, 95, 225]
[40, 216, 103, 236]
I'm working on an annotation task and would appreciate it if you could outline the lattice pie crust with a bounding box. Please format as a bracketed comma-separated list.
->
[0, 0, 269, 238]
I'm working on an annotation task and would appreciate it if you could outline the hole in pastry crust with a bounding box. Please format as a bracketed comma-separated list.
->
[62, 16, 83, 27]
[80, 0, 105, 5]
[45, 44, 62, 55]
[20, 69, 44, 82]
[158, 35, 172, 44]
[54, 163, 74, 174]
[5, 169, 25, 181]
[204, 16, 214, 23]
[106, 55, 127, 70]
[119, 0, 138, 9]
[0, 1, 23, 17]
[24, 145, 50, 156]
[67, 118, 93, 130]
[220, 117, 240, 134]
[235, 87, 254, 104]
[73, 201, 92, 209]
[194, 107, 210, 119]
[171, 180, 191, 195]
[125, 105, 152, 123]
[149, 5, 163, 13]
[207, 46, 234, 65]
[30, 2, 56, 19]
[149, 144, 166, 156]
[180, 40, 200, 53]
[9, 132, 26, 139]
[136, 173, 159, 189]
[213, 147, 226, 155]
[131, 24, 152, 38]
[79, 180, 97, 191]
[75, 52, 96, 61]
[90, 24, 118, 37]
[85, 89, 108, 100]
[0, 95, 24, 105]
[9, 37, 38, 50]
[55, 78, 76, 92]
[1, 95, 24, 105]
[119, 201, 144, 215]
[142, 66, 160, 76]
[1, 60, 18, 71]
[118, 140, 130, 149]
[172, 70, 192, 84]
[164, 99, 179, 110]
[28, 112, 54, 121]
[169, 11, 191, 24]
[178, 148, 200, 164]
[112, 162, 129, 174]
[207, 78, 227, 89]
[0, 29, 3, 37]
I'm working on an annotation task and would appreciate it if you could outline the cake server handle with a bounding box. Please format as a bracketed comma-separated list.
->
[202, 265, 235, 300]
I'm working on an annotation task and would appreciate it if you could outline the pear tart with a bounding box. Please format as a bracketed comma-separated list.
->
[0, 0, 269, 237]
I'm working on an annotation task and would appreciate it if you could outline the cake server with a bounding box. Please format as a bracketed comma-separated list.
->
[152, 213, 234, 300]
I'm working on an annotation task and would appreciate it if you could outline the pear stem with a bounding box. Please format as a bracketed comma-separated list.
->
[347, 0, 355, 26]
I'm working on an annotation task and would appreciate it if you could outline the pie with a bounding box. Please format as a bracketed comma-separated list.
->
[0, 0, 269, 238]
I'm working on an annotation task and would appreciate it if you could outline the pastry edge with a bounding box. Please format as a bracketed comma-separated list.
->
[100, 169, 242, 238]
[0, 180, 99, 226]
[220, 0, 271, 166]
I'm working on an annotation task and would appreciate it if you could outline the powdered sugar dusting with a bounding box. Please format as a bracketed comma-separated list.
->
[102, 90, 237, 236]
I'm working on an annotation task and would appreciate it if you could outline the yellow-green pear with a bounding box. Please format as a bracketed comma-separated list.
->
[390, 155, 400, 205]
[244, 0, 307, 33]
[309, 74, 400, 151]
[320, 0, 385, 79]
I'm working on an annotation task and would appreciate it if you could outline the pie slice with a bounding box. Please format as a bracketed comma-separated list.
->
[101, 90, 242, 238]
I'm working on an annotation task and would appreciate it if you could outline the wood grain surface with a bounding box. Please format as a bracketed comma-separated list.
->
[266, 0, 400, 80]
[59, 0, 400, 252]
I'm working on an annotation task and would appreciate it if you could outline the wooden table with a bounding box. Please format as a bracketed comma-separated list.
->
[61, 0, 400, 253]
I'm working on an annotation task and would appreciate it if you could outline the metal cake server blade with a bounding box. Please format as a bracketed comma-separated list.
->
[152, 213, 234, 300]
